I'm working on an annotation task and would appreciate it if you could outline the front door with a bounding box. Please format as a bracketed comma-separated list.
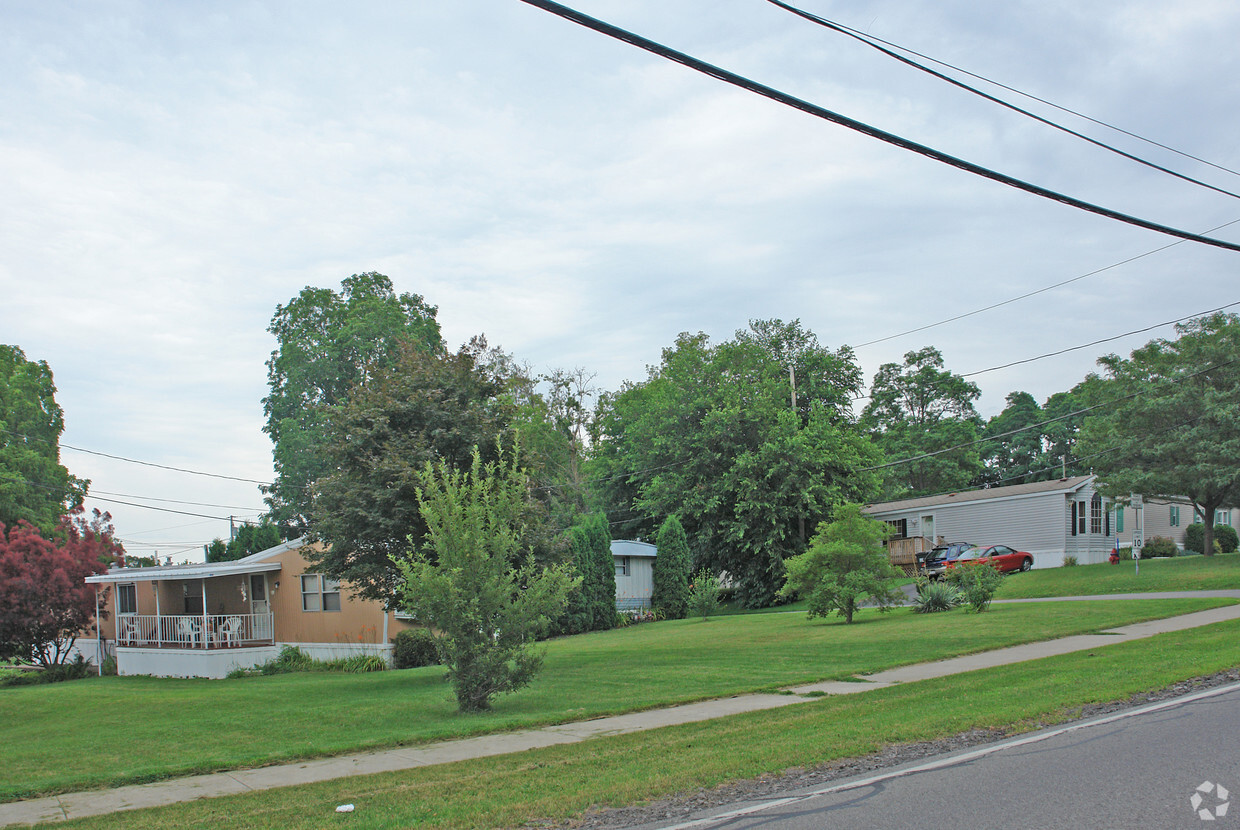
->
[250, 574, 271, 641]
[921, 514, 936, 546]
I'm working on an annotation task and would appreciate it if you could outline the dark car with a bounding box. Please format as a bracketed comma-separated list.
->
[921, 542, 974, 580]
[945, 544, 1035, 575]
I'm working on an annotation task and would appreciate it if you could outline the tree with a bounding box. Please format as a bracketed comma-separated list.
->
[579, 513, 616, 630]
[779, 503, 901, 623]
[392, 451, 577, 712]
[306, 338, 566, 603]
[207, 522, 282, 563]
[263, 273, 443, 532]
[862, 346, 983, 499]
[594, 320, 880, 608]
[978, 391, 1046, 485]
[1077, 313, 1240, 557]
[651, 515, 691, 619]
[0, 508, 123, 666]
[0, 346, 86, 532]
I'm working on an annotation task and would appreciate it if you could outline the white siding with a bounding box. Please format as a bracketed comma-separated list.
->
[614, 556, 655, 611]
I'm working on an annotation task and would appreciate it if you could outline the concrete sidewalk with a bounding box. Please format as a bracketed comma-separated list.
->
[5, 595, 1240, 827]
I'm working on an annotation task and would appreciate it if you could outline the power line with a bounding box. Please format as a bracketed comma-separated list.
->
[88, 489, 265, 512]
[853, 217, 1240, 349]
[518, 0, 1240, 253]
[767, 0, 1240, 200]
[852, 300, 1240, 403]
[769, 5, 1240, 181]
[61, 444, 272, 485]
[0, 427, 272, 485]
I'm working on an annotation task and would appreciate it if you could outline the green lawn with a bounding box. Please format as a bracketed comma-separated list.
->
[0, 596, 1229, 801]
[996, 552, 1240, 598]
[59, 617, 1240, 830]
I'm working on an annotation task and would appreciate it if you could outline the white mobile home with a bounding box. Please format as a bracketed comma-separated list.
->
[611, 539, 657, 611]
[862, 476, 1117, 568]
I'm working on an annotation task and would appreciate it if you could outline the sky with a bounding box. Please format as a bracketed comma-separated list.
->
[3, 0, 1238, 561]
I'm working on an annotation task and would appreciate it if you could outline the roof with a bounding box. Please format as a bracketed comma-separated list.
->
[610, 539, 657, 558]
[862, 476, 1095, 515]
[86, 537, 306, 585]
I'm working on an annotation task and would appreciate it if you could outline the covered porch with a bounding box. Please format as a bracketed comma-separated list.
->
[87, 557, 283, 677]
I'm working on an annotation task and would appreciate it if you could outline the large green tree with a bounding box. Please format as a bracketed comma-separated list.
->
[594, 320, 880, 608]
[306, 337, 569, 603]
[861, 346, 983, 499]
[1077, 313, 1240, 556]
[393, 451, 577, 713]
[0, 346, 85, 532]
[263, 273, 443, 532]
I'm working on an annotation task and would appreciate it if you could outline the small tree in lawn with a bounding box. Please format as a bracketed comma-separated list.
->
[393, 450, 577, 713]
[688, 568, 721, 620]
[651, 516, 691, 619]
[582, 512, 616, 631]
[779, 503, 901, 623]
[0, 508, 123, 667]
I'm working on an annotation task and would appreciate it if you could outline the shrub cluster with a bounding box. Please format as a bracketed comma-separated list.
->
[912, 580, 960, 614]
[944, 563, 1004, 612]
[0, 655, 93, 687]
[1184, 523, 1239, 554]
[1140, 536, 1179, 558]
[392, 629, 439, 670]
[228, 646, 388, 678]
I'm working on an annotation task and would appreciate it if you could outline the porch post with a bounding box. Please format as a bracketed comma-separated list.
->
[95, 588, 102, 676]
[201, 581, 208, 650]
[154, 584, 162, 646]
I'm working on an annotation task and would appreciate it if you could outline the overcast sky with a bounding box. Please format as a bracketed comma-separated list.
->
[4, 0, 1238, 561]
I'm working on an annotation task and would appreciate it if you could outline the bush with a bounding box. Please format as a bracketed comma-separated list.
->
[1062, 555, 1078, 567]
[1190, 523, 1240, 554]
[688, 568, 721, 620]
[100, 655, 118, 676]
[240, 646, 389, 677]
[392, 629, 439, 670]
[912, 580, 961, 614]
[1140, 536, 1179, 558]
[945, 564, 1004, 613]
[0, 654, 93, 687]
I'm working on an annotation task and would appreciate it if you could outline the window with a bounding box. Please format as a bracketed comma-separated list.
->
[885, 519, 908, 540]
[300, 574, 341, 612]
[1217, 510, 1233, 527]
[1090, 495, 1103, 535]
[118, 583, 137, 615]
[1169, 506, 1180, 527]
[1115, 508, 1124, 533]
[1075, 501, 1088, 536]
[615, 556, 630, 577]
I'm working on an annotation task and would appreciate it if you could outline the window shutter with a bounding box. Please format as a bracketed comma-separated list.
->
[1105, 509, 1111, 537]
[1070, 502, 1077, 536]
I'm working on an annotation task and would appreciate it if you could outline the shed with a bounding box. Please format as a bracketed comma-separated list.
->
[611, 539, 657, 611]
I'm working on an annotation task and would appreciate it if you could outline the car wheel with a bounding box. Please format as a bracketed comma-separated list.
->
[1020, 558, 1032, 572]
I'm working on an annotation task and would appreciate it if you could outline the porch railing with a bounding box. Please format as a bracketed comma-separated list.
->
[117, 613, 274, 649]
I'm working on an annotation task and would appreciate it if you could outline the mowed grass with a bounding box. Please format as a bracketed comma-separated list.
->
[996, 551, 1240, 598]
[59, 617, 1240, 830]
[0, 596, 1230, 802]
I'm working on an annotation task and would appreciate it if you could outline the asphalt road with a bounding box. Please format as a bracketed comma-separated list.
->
[635, 682, 1240, 830]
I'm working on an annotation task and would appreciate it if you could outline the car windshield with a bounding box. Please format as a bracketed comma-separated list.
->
[926, 548, 950, 562]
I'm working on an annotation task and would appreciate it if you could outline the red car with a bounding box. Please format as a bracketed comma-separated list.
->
[944, 545, 1034, 574]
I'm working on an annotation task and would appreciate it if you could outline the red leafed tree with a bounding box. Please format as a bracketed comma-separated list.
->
[0, 507, 124, 667]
